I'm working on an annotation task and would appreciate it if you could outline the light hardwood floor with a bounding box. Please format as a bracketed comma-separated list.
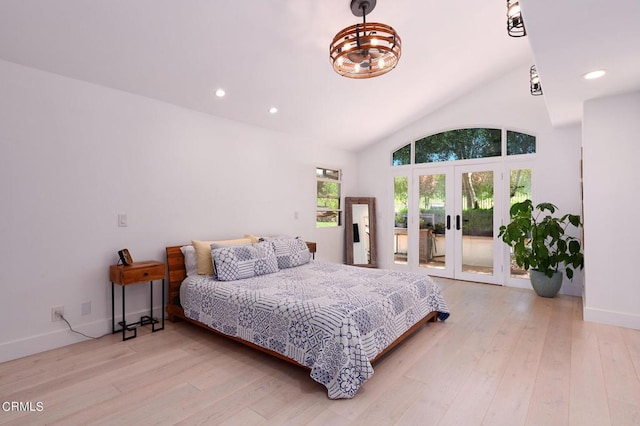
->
[1, 279, 639, 425]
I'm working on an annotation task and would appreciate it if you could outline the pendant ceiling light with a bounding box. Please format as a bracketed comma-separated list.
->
[530, 65, 543, 96]
[507, 0, 526, 37]
[330, 0, 401, 79]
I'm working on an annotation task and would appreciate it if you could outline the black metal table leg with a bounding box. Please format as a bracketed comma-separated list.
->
[122, 284, 126, 341]
[111, 282, 115, 333]
[150, 279, 153, 322]
[152, 278, 165, 332]
[111, 283, 136, 341]
[162, 278, 165, 330]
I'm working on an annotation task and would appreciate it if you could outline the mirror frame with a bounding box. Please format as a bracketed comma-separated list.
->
[345, 197, 377, 268]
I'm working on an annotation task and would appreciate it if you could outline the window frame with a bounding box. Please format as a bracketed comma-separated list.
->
[316, 166, 342, 228]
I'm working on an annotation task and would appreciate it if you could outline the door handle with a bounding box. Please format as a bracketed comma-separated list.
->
[446, 215, 451, 230]
[456, 215, 461, 230]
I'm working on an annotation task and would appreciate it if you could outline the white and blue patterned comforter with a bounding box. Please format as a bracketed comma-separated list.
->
[181, 261, 450, 399]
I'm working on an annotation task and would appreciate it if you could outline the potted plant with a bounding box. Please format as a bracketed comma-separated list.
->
[498, 199, 584, 297]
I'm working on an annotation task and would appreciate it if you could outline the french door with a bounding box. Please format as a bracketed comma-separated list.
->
[399, 163, 502, 284]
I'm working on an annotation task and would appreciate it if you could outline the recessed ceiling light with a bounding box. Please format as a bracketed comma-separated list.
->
[269, 107, 278, 114]
[583, 70, 606, 80]
[215, 88, 226, 97]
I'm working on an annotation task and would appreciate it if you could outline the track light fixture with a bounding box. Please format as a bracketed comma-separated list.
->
[507, 0, 526, 37]
[530, 65, 543, 96]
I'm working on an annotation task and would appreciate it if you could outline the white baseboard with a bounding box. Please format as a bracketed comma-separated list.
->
[505, 280, 582, 297]
[0, 308, 159, 363]
[504, 280, 531, 291]
[559, 281, 583, 297]
[583, 303, 640, 330]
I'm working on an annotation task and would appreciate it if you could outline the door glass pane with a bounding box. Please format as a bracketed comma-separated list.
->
[418, 174, 446, 269]
[394, 176, 408, 264]
[461, 171, 494, 275]
[509, 168, 532, 278]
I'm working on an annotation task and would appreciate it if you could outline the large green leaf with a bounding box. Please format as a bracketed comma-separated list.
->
[537, 202, 557, 214]
[569, 240, 581, 254]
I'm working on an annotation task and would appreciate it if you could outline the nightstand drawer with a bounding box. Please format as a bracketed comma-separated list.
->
[109, 261, 165, 285]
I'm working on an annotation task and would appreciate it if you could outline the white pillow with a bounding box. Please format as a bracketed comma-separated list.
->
[180, 245, 198, 276]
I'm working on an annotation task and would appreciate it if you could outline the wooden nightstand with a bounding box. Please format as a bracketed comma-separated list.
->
[305, 241, 317, 259]
[109, 260, 165, 341]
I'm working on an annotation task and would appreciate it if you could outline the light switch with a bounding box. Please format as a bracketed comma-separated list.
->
[118, 213, 128, 227]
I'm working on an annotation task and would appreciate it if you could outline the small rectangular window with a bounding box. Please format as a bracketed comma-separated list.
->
[316, 167, 342, 227]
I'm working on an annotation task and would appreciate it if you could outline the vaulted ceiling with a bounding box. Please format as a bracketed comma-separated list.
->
[0, 1, 638, 151]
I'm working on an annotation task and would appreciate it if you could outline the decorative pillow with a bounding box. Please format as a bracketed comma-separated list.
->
[192, 238, 253, 275]
[271, 237, 311, 269]
[211, 241, 279, 281]
[180, 245, 198, 276]
[244, 234, 260, 243]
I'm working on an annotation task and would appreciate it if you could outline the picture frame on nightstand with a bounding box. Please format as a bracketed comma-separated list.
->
[117, 248, 133, 266]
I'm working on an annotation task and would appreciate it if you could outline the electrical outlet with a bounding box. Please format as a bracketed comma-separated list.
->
[51, 306, 64, 322]
[81, 301, 91, 316]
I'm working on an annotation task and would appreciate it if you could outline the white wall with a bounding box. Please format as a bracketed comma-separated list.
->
[0, 59, 357, 362]
[356, 61, 584, 294]
[582, 91, 640, 329]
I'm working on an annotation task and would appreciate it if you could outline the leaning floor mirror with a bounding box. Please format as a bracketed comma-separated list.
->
[345, 197, 377, 268]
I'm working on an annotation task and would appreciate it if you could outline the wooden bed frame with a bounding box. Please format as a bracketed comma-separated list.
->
[165, 245, 439, 369]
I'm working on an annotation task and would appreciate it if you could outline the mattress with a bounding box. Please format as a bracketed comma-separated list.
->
[180, 261, 449, 399]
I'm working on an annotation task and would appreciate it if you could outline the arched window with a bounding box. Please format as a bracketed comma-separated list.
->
[507, 130, 536, 155]
[391, 128, 535, 165]
[392, 143, 411, 166]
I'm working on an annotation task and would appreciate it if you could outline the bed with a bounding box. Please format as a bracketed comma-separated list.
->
[165, 240, 449, 399]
